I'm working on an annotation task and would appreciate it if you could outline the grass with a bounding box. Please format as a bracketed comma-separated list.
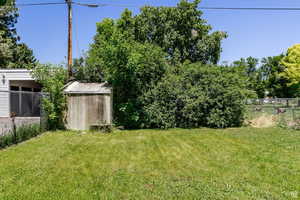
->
[0, 128, 300, 199]
[0, 124, 41, 149]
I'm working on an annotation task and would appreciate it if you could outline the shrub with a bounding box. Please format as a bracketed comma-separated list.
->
[86, 21, 168, 128]
[84, 0, 227, 128]
[141, 64, 252, 129]
[31, 64, 67, 130]
[0, 124, 41, 149]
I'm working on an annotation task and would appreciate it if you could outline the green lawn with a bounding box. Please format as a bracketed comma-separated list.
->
[0, 128, 300, 199]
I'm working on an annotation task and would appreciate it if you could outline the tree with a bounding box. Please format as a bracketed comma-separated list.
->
[9, 43, 36, 68]
[0, 0, 7, 6]
[280, 44, 300, 90]
[0, 0, 36, 68]
[232, 57, 265, 98]
[0, 0, 18, 41]
[82, 0, 228, 128]
[87, 18, 167, 128]
[0, 30, 13, 66]
[120, 0, 227, 64]
[31, 64, 67, 130]
[0, 0, 17, 66]
[261, 55, 297, 98]
[142, 64, 250, 129]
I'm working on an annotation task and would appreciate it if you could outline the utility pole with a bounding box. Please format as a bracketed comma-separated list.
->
[66, 0, 73, 79]
[63, 0, 99, 80]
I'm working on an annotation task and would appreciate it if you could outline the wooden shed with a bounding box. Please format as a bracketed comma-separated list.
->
[64, 81, 113, 131]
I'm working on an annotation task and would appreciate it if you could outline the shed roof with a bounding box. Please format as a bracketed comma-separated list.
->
[63, 81, 112, 94]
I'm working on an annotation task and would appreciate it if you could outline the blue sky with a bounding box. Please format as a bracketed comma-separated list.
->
[16, 0, 300, 65]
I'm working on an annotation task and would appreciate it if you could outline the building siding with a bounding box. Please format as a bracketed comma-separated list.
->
[0, 70, 35, 117]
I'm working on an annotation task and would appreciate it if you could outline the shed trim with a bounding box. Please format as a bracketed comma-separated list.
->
[65, 92, 112, 94]
[63, 81, 112, 95]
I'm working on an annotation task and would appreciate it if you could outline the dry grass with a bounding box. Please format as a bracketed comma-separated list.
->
[246, 114, 278, 128]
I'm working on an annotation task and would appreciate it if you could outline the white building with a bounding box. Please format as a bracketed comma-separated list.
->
[0, 69, 42, 118]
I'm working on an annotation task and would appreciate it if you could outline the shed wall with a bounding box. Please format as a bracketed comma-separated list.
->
[66, 94, 112, 130]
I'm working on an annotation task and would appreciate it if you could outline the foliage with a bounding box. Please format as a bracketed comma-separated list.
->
[0, 0, 18, 41]
[0, 0, 17, 67]
[261, 55, 298, 97]
[0, 0, 36, 68]
[31, 64, 67, 130]
[72, 55, 99, 81]
[0, 0, 7, 6]
[230, 53, 300, 98]
[142, 64, 250, 128]
[132, 0, 227, 64]
[0, 30, 13, 66]
[8, 43, 37, 68]
[231, 57, 266, 98]
[86, 18, 168, 128]
[280, 44, 300, 90]
[82, 0, 228, 128]
[0, 124, 41, 149]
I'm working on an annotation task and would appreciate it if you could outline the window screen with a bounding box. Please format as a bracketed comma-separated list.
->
[10, 88, 41, 117]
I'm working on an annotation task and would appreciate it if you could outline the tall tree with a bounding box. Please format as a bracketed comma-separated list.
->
[261, 55, 297, 98]
[0, 0, 36, 68]
[0, 30, 13, 66]
[0, 0, 17, 66]
[231, 54, 299, 98]
[280, 44, 300, 88]
[0, 0, 7, 6]
[232, 57, 265, 98]
[84, 0, 227, 128]
[120, 0, 227, 64]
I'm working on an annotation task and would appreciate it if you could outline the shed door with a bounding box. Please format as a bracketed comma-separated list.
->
[67, 95, 106, 130]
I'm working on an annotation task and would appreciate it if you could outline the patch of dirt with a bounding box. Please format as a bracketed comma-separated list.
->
[246, 114, 278, 128]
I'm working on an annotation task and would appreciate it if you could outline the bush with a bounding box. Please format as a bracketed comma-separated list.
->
[86, 20, 168, 128]
[0, 124, 41, 149]
[31, 64, 67, 130]
[141, 64, 252, 129]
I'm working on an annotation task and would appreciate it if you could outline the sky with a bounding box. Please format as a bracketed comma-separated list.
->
[15, 0, 300, 65]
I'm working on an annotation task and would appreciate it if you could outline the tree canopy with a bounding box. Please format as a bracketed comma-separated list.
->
[80, 0, 229, 128]
[0, 0, 36, 68]
[280, 44, 300, 88]
[261, 55, 298, 98]
[114, 0, 227, 64]
[0, 0, 7, 6]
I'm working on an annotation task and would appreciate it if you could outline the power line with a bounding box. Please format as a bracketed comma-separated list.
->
[16, 2, 66, 7]
[73, 2, 140, 8]
[12, 2, 300, 11]
[198, 7, 300, 11]
[73, 3, 300, 10]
